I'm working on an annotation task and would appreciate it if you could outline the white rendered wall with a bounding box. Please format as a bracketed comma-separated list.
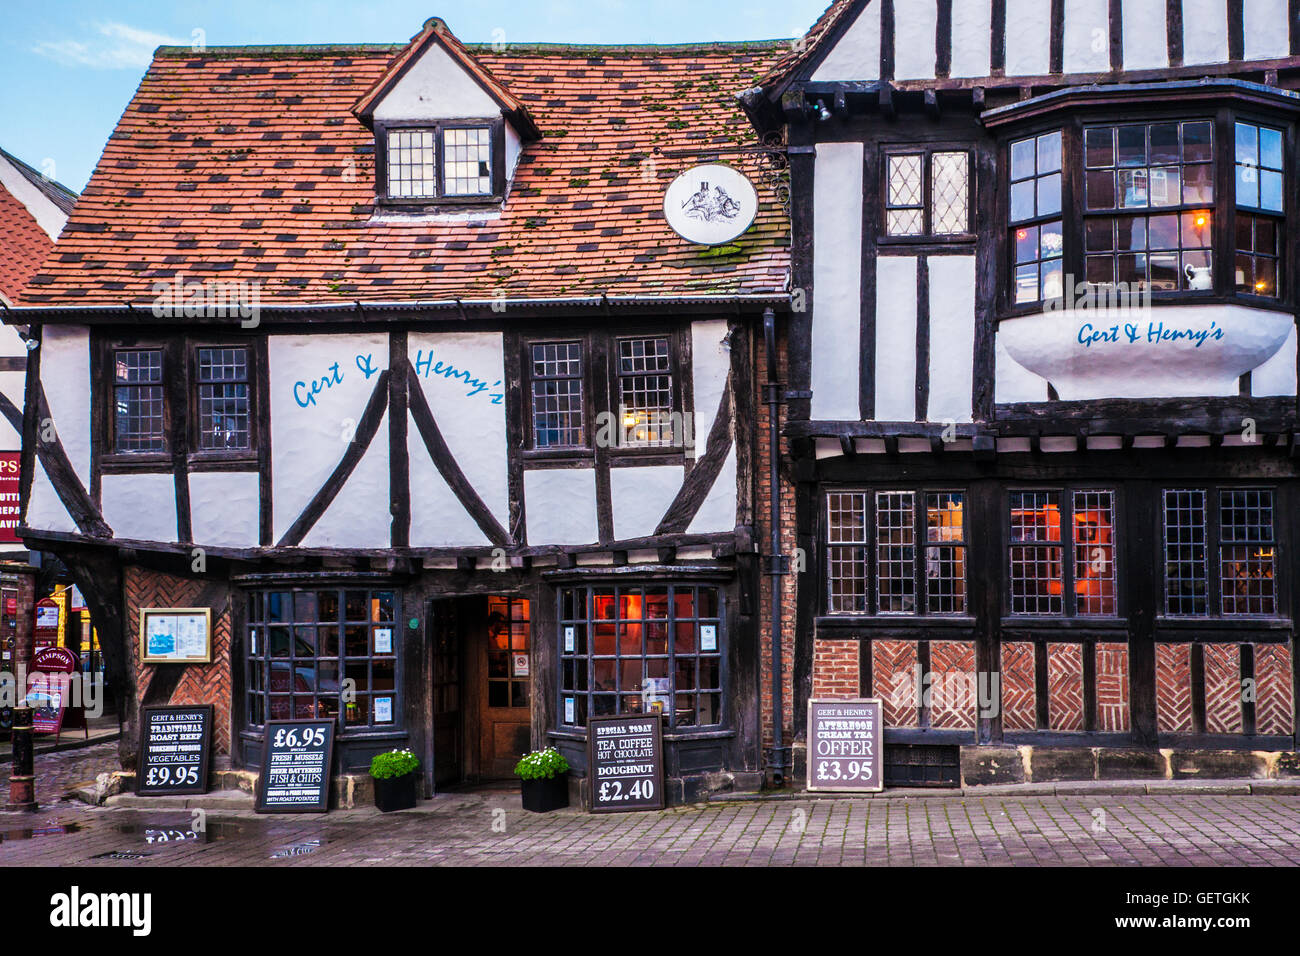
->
[812, 142, 863, 421]
[1182, 0, 1230, 64]
[524, 468, 598, 546]
[812, 0, 881, 80]
[611, 465, 684, 540]
[1122, 0, 1171, 70]
[40, 326, 90, 487]
[687, 447, 737, 535]
[270, 332, 389, 544]
[1063, 0, 1111, 73]
[950, 0, 993, 77]
[102, 473, 176, 543]
[372, 41, 499, 120]
[301, 412, 391, 548]
[1244, 0, 1290, 60]
[895, 0, 939, 79]
[0, 153, 67, 239]
[190, 471, 259, 548]
[926, 256, 976, 423]
[408, 331, 508, 531]
[875, 256, 918, 422]
[1252, 325, 1298, 397]
[1005, 0, 1052, 74]
[25, 461, 76, 534]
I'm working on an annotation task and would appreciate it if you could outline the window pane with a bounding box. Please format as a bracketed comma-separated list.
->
[1183, 121, 1213, 164]
[531, 342, 584, 447]
[1235, 122, 1258, 167]
[931, 152, 969, 234]
[1164, 490, 1207, 616]
[1084, 127, 1114, 168]
[114, 349, 165, 452]
[442, 126, 492, 196]
[1010, 180, 1036, 222]
[875, 492, 915, 614]
[1149, 123, 1179, 165]
[618, 337, 674, 447]
[1117, 126, 1147, 167]
[1037, 132, 1062, 174]
[887, 154, 923, 207]
[1037, 173, 1062, 217]
[1010, 137, 1036, 180]
[1073, 491, 1116, 616]
[1086, 170, 1115, 210]
[1149, 167, 1180, 207]
[827, 492, 867, 613]
[1219, 489, 1276, 616]
[926, 493, 966, 614]
[197, 347, 250, 450]
[1259, 170, 1284, 213]
[387, 127, 438, 199]
[1259, 126, 1284, 170]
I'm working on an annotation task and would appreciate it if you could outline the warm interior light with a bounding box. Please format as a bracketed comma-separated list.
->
[1256, 280, 1268, 291]
[1195, 215, 1208, 228]
[1017, 230, 1028, 240]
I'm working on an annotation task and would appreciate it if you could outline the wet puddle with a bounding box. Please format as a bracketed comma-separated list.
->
[111, 821, 245, 846]
[270, 839, 322, 859]
[0, 822, 82, 842]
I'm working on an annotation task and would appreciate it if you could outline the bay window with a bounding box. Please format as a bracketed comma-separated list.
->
[993, 82, 1296, 311]
[558, 584, 722, 731]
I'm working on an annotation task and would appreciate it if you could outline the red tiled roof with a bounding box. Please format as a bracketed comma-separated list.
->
[0, 179, 55, 303]
[22, 38, 791, 306]
[756, 0, 856, 93]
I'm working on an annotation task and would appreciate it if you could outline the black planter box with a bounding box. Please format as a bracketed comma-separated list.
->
[373, 772, 419, 812]
[520, 774, 569, 812]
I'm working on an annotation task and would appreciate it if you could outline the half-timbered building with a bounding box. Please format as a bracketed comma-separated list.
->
[748, 0, 1300, 785]
[9, 18, 791, 802]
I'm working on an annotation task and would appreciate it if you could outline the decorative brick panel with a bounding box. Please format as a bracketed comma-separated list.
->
[1046, 643, 1085, 731]
[812, 639, 860, 700]
[1155, 643, 1194, 733]
[872, 639, 919, 728]
[126, 566, 233, 755]
[1000, 642, 1036, 731]
[1203, 643, 1243, 734]
[1094, 642, 1130, 732]
[1254, 643, 1294, 736]
[927, 640, 976, 730]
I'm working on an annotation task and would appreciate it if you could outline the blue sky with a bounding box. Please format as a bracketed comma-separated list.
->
[0, 0, 828, 192]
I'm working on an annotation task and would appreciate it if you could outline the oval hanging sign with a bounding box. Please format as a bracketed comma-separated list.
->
[663, 164, 758, 245]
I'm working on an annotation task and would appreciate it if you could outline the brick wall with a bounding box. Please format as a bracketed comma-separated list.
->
[811, 638, 859, 699]
[125, 566, 233, 755]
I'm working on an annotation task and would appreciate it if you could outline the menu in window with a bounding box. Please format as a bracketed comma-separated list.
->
[806, 698, 884, 793]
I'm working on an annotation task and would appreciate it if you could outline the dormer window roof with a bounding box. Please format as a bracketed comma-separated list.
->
[353, 17, 538, 209]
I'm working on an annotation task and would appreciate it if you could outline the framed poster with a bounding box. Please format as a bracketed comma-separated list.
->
[139, 608, 212, 664]
[806, 698, 884, 793]
[136, 705, 213, 796]
[255, 719, 335, 813]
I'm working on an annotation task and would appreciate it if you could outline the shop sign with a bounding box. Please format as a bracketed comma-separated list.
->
[806, 698, 884, 793]
[136, 705, 213, 795]
[255, 719, 335, 813]
[139, 607, 212, 664]
[662, 164, 758, 246]
[28, 647, 81, 736]
[0, 452, 19, 544]
[35, 598, 59, 633]
[587, 713, 664, 813]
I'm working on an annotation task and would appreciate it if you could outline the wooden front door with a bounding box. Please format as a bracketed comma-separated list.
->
[475, 596, 532, 779]
[429, 599, 462, 788]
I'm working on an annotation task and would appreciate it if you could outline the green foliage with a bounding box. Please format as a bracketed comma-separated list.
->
[369, 748, 419, 780]
[514, 747, 570, 781]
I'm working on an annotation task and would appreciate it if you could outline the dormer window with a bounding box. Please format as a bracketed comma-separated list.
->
[376, 120, 503, 206]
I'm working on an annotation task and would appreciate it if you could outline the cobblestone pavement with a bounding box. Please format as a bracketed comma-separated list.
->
[2, 743, 1300, 865]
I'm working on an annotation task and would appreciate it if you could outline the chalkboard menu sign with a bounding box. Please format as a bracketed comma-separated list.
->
[256, 719, 335, 813]
[806, 698, 884, 793]
[587, 713, 664, 813]
[136, 705, 213, 795]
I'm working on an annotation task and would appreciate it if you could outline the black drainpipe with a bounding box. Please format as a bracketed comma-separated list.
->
[762, 307, 789, 786]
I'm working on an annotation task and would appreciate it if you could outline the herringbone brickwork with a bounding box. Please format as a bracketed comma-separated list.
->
[1094, 642, 1130, 732]
[1203, 643, 1243, 734]
[812, 639, 860, 700]
[927, 640, 976, 730]
[1254, 643, 1294, 736]
[872, 640, 918, 728]
[1156, 643, 1194, 733]
[1000, 642, 1036, 731]
[1046, 643, 1084, 731]
[126, 566, 233, 754]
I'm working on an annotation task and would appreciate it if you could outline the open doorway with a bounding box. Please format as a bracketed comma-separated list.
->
[429, 594, 532, 786]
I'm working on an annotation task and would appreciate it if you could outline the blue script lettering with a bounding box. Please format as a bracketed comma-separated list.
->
[293, 362, 344, 408]
[355, 353, 380, 379]
[413, 348, 504, 404]
[1077, 323, 1120, 347]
